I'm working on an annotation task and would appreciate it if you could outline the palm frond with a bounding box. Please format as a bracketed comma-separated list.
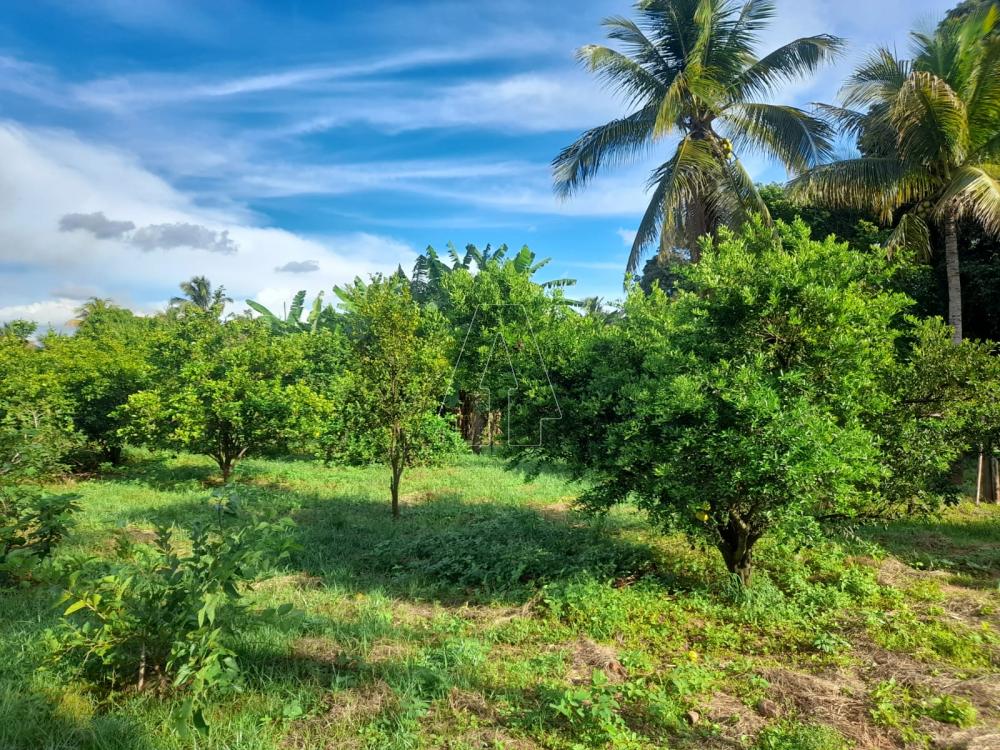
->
[966, 34, 1000, 147]
[841, 48, 911, 108]
[710, 156, 772, 226]
[811, 103, 871, 141]
[722, 0, 777, 55]
[788, 158, 933, 222]
[892, 71, 970, 165]
[553, 106, 657, 196]
[886, 211, 932, 260]
[628, 137, 718, 273]
[722, 103, 835, 173]
[578, 44, 665, 107]
[936, 164, 1000, 236]
[602, 15, 674, 78]
[733, 34, 845, 99]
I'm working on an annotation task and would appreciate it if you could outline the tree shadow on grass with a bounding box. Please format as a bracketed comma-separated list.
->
[0, 687, 156, 750]
[115, 472, 686, 606]
[97, 451, 221, 490]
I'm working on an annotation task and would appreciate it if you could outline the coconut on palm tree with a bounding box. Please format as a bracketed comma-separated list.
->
[789, 6, 1000, 343]
[553, 0, 844, 273]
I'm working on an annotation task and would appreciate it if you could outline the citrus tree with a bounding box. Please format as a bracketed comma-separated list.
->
[339, 277, 453, 516]
[120, 316, 328, 481]
[528, 220, 917, 586]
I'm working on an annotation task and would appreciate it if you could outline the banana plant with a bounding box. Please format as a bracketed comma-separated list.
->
[245, 290, 330, 334]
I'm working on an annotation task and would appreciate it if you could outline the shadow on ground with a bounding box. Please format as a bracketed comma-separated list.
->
[98, 452, 682, 606]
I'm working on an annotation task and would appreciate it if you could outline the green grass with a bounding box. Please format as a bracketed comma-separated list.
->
[1, 450, 998, 749]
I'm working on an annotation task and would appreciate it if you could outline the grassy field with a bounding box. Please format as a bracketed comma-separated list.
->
[1, 451, 998, 750]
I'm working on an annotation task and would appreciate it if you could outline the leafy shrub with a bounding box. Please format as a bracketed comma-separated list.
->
[754, 722, 849, 750]
[0, 486, 78, 585]
[924, 694, 977, 727]
[49, 508, 297, 731]
[868, 679, 977, 742]
[549, 669, 642, 748]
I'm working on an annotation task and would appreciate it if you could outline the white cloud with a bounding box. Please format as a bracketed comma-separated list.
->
[0, 298, 81, 330]
[0, 122, 417, 324]
[616, 228, 637, 247]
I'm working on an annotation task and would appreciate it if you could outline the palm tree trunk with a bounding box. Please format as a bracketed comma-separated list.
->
[944, 216, 963, 343]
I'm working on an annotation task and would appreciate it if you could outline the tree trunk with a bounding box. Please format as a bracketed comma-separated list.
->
[979, 443, 994, 504]
[390, 460, 403, 519]
[993, 455, 1000, 504]
[717, 519, 756, 587]
[459, 391, 487, 454]
[976, 452, 984, 505]
[220, 458, 232, 483]
[944, 216, 963, 344]
[105, 444, 124, 466]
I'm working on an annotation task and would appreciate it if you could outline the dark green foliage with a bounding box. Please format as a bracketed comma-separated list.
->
[120, 315, 330, 481]
[759, 183, 887, 251]
[530, 219, 923, 584]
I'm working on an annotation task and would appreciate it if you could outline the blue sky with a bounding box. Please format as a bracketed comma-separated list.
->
[0, 0, 952, 325]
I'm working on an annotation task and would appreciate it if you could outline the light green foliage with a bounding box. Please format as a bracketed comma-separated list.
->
[869, 678, 978, 744]
[50, 499, 297, 732]
[41, 307, 154, 465]
[754, 722, 849, 750]
[532, 219, 914, 584]
[337, 276, 453, 515]
[0, 334, 81, 477]
[120, 315, 330, 480]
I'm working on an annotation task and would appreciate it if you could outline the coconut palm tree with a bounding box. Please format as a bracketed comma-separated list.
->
[553, 0, 843, 273]
[789, 7, 1000, 343]
[74, 297, 118, 321]
[170, 276, 232, 316]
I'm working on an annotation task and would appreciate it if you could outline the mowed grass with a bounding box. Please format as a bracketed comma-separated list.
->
[1, 450, 998, 750]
